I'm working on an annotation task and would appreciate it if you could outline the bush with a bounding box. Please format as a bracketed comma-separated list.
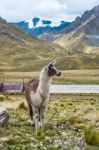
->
[85, 145, 99, 150]
[37, 130, 45, 140]
[0, 95, 5, 101]
[45, 130, 56, 137]
[47, 147, 60, 150]
[84, 126, 99, 146]
[18, 102, 27, 110]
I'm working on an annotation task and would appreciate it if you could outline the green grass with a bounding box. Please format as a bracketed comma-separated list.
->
[0, 94, 99, 149]
[84, 126, 99, 146]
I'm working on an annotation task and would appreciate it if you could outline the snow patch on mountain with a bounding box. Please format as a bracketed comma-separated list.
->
[25, 18, 33, 28]
[25, 18, 63, 29]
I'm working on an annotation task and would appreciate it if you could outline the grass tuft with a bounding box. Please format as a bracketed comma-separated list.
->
[0, 95, 5, 101]
[18, 102, 27, 110]
[84, 126, 99, 146]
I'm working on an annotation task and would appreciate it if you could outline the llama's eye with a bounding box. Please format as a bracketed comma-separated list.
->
[51, 69, 55, 72]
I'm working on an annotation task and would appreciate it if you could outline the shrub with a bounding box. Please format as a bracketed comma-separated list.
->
[68, 116, 83, 124]
[0, 94, 5, 101]
[85, 145, 99, 150]
[47, 147, 60, 150]
[45, 130, 56, 137]
[18, 102, 27, 110]
[37, 130, 45, 140]
[73, 123, 85, 130]
[84, 126, 99, 146]
[57, 117, 67, 125]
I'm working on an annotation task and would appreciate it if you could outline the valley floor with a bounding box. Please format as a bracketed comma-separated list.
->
[0, 94, 99, 150]
[1, 69, 99, 84]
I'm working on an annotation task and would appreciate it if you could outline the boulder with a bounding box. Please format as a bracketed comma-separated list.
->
[0, 107, 9, 127]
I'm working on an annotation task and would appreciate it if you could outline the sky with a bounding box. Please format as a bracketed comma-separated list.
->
[0, 0, 99, 22]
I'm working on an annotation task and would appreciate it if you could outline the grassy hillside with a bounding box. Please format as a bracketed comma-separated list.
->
[1, 17, 99, 72]
[55, 31, 99, 55]
[0, 18, 64, 71]
[55, 13, 99, 55]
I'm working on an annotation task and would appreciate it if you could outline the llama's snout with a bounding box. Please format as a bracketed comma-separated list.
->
[56, 71, 61, 76]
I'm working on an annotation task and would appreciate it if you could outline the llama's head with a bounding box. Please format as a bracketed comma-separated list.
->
[44, 60, 61, 77]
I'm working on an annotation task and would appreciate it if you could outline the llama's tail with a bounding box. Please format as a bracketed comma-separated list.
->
[25, 83, 34, 121]
[25, 83, 32, 106]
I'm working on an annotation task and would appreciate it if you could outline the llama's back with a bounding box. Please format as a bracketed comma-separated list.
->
[25, 78, 39, 106]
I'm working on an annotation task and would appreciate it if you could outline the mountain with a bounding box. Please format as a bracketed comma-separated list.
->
[63, 5, 99, 34]
[0, 17, 65, 71]
[1, 5, 99, 72]
[14, 18, 70, 41]
[55, 5, 99, 54]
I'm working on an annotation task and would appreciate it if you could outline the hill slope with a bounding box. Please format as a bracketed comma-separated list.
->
[0, 17, 66, 71]
[1, 15, 99, 72]
[55, 5, 99, 54]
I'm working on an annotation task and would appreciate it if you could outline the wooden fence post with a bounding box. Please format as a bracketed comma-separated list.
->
[22, 78, 25, 85]
[2, 77, 4, 84]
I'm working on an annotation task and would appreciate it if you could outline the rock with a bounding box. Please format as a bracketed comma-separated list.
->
[45, 136, 52, 143]
[0, 142, 3, 149]
[0, 107, 9, 127]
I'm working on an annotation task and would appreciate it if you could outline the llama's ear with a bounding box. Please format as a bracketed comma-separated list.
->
[52, 60, 56, 65]
[48, 63, 53, 69]
[47, 60, 56, 69]
[48, 60, 56, 66]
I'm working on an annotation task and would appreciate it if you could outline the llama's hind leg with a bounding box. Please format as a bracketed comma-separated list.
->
[28, 105, 34, 127]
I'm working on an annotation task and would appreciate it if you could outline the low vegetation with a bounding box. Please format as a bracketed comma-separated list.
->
[0, 94, 99, 149]
[0, 95, 5, 101]
[84, 126, 99, 146]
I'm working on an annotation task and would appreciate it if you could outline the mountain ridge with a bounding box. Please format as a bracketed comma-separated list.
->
[55, 5, 99, 54]
[14, 17, 71, 41]
[63, 5, 99, 34]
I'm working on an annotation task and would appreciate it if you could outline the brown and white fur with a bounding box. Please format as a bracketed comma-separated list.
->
[25, 60, 61, 130]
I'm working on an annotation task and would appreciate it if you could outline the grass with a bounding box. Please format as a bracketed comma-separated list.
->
[1, 69, 99, 84]
[0, 94, 99, 149]
[84, 126, 99, 146]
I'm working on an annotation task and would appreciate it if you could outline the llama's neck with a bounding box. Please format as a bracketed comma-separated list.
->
[38, 69, 52, 95]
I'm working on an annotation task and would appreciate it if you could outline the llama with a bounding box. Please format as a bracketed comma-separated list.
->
[25, 60, 61, 130]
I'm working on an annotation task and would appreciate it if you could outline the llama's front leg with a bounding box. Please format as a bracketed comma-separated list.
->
[31, 116, 35, 128]
[33, 107, 39, 131]
[40, 106, 46, 128]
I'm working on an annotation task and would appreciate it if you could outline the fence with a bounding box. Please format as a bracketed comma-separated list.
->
[0, 77, 99, 94]
[0, 77, 26, 93]
[0, 77, 30, 85]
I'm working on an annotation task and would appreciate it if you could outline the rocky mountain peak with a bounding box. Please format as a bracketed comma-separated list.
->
[0, 17, 7, 23]
[63, 5, 99, 34]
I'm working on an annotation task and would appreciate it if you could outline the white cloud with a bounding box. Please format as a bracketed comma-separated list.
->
[58, 0, 99, 15]
[0, 0, 99, 22]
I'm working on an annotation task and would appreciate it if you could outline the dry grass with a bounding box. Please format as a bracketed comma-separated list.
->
[1, 69, 99, 84]
[0, 94, 99, 149]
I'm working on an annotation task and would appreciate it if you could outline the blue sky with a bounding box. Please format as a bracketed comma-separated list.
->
[0, 0, 99, 22]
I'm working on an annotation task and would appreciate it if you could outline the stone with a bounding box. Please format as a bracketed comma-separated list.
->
[0, 107, 9, 127]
